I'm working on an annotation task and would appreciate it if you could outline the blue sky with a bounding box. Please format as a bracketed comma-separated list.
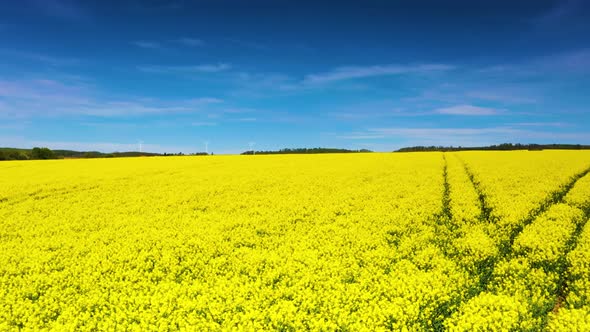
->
[1, 0, 589, 153]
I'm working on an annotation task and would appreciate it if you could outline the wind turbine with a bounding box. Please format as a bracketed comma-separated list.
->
[248, 142, 255, 155]
[138, 140, 143, 153]
[204, 141, 209, 154]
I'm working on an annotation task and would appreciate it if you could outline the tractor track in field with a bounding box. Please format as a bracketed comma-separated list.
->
[384, 154, 462, 330]
[456, 157, 499, 292]
[0, 184, 102, 208]
[357, 154, 590, 330]
[440, 154, 452, 223]
[527, 167, 590, 328]
[505, 165, 590, 252]
[547, 178, 590, 325]
[428, 154, 482, 331]
[424, 155, 499, 330]
[460, 159, 495, 224]
[426, 154, 456, 331]
[447, 160, 590, 326]
[459, 159, 590, 262]
[549, 204, 590, 321]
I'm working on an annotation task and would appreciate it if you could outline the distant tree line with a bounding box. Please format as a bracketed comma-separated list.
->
[395, 143, 590, 152]
[0, 147, 211, 161]
[241, 148, 372, 155]
[0, 147, 61, 160]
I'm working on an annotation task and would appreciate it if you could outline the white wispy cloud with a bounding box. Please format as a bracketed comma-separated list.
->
[138, 63, 231, 73]
[325, 99, 429, 120]
[233, 117, 257, 122]
[337, 126, 522, 149]
[187, 63, 231, 72]
[466, 91, 537, 104]
[0, 49, 82, 66]
[339, 125, 590, 148]
[184, 97, 224, 104]
[77, 97, 222, 117]
[369, 127, 521, 137]
[511, 122, 571, 127]
[225, 38, 271, 51]
[304, 64, 454, 84]
[337, 133, 386, 140]
[0, 136, 139, 153]
[24, 139, 197, 154]
[191, 121, 217, 126]
[130, 1, 184, 11]
[0, 78, 222, 117]
[175, 37, 204, 47]
[433, 104, 503, 116]
[27, 0, 86, 20]
[132, 41, 161, 49]
[477, 49, 590, 77]
[536, 48, 590, 73]
[338, 126, 526, 148]
[532, 0, 583, 26]
[0, 78, 91, 112]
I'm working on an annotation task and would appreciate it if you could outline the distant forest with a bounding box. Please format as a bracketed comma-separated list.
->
[0, 147, 208, 161]
[241, 148, 372, 155]
[395, 143, 590, 152]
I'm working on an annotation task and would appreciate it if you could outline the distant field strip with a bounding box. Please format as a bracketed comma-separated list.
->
[2, 151, 590, 330]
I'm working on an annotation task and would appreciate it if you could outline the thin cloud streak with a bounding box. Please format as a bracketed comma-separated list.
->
[0, 136, 196, 153]
[337, 134, 386, 140]
[191, 121, 217, 127]
[340, 126, 590, 147]
[225, 38, 271, 51]
[175, 38, 204, 47]
[476, 49, 590, 77]
[27, 0, 86, 20]
[30, 140, 197, 154]
[304, 64, 454, 84]
[536, 48, 590, 73]
[466, 91, 537, 104]
[532, 0, 584, 26]
[0, 49, 82, 66]
[0, 78, 223, 117]
[138, 63, 231, 73]
[433, 104, 503, 116]
[511, 122, 571, 127]
[232, 117, 257, 122]
[132, 41, 161, 49]
[368, 127, 523, 138]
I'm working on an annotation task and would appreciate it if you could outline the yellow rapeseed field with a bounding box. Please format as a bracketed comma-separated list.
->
[1, 151, 590, 330]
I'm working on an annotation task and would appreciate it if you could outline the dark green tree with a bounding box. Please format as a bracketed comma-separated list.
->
[31, 147, 56, 160]
[6, 151, 28, 160]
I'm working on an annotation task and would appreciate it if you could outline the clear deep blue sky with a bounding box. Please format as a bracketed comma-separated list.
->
[1, 0, 589, 153]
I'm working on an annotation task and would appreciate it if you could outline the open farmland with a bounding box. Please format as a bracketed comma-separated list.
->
[2, 151, 590, 330]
